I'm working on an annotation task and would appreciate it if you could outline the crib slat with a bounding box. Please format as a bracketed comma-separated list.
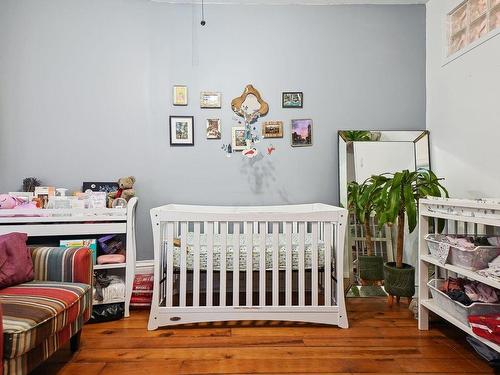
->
[259, 222, 266, 306]
[311, 221, 319, 306]
[285, 222, 292, 306]
[166, 222, 174, 307]
[298, 221, 306, 306]
[272, 222, 279, 306]
[193, 222, 201, 307]
[180, 221, 187, 307]
[233, 222, 240, 306]
[207, 222, 214, 307]
[220, 221, 227, 307]
[246, 222, 253, 306]
[324, 222, 332, 306]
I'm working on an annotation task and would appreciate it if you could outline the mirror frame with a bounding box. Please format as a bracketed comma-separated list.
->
[231, 84, 269, 122]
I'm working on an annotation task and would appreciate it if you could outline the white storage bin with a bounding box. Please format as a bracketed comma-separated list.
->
[425, 234, 500, 270]
[427, 279, 500, 325]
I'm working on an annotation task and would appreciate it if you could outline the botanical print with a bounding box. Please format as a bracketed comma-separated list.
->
[176, 122, 188, 139]
[169, 116, 194, 145]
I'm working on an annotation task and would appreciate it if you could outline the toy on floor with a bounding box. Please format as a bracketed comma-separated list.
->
[107, 176, 136, 208]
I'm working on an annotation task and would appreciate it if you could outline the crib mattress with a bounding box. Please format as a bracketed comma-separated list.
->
[166, 233, 333, 271]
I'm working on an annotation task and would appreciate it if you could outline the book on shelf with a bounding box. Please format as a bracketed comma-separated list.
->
[60, 239, 97, 264]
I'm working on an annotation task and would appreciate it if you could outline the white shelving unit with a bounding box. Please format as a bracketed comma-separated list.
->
[418, 197, 500, 352]
[0, 197, 138, 317]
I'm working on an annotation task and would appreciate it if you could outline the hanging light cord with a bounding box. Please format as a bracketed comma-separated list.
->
[201, 0, 206, 26]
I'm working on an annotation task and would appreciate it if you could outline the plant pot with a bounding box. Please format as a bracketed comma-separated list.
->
[358, 255, 384, 281]
[383, 262, 415, 298]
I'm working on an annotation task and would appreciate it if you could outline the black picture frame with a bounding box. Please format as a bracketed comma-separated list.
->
[282, 92, 303, 108]
[82, 182, 119, 193]
[169, 116, 194, 146]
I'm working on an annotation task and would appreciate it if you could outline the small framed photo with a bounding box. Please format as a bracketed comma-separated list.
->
[262, 121, 283, 138]
[232, 126, 247, 151]
[206, 118, 221, 139]
[200, 92, 221, 108]
[291, 119, 312, 147]
[170, 116, 194, 146]
[282, 92, 303, 108]
[173, 85, 188, 106]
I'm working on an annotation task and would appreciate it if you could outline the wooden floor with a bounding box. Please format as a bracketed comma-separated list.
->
[33, 297, 495, 374]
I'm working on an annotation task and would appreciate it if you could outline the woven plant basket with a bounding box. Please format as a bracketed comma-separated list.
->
[383, 262, 415, 297]
[358, 255, 384, 281]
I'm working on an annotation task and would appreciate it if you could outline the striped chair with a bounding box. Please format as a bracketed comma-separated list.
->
[0, 247, 92, 375]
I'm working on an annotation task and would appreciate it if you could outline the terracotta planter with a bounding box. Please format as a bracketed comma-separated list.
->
[358, 255, 384, 281]
[383, 262, 415, 298]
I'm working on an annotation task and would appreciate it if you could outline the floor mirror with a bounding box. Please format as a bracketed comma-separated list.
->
[338, 130, 430, 295]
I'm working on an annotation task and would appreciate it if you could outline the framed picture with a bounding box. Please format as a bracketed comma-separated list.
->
[231, 126, 247, 151]
[200, 92, 221, 108]
[262, 121, 283, 138]
[82, 182, 119, 194]
[291, 119, 312, 147]
[169, 116, 194, 146]
[282, 92, 303, 108]
[206, 118, 221, 139]
[173, 85, 188, 106]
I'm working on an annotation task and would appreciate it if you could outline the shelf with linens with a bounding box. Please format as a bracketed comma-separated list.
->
[0, 197, 138, 317]
[418, 197, 500, 352]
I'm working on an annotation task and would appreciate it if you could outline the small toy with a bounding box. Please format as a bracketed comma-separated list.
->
[107, 176, 136, 208]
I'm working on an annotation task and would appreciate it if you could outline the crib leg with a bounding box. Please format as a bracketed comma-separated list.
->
[387, 295, 394, 307]
[396, 296, 400, 304]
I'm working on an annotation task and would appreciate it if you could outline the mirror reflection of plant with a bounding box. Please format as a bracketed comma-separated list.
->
[342, 130, 372, 142]
[347, 176, 388, 256]
[376, 169, 448, 269]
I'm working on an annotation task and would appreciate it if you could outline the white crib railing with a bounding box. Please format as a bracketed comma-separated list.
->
[148, 204, 348, 329]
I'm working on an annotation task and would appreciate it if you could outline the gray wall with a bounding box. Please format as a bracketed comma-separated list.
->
[0, 0, 426, 260]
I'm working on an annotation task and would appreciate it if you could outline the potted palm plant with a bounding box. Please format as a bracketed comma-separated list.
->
[377, 169, 448, 305]
[347, 177, 386, 284]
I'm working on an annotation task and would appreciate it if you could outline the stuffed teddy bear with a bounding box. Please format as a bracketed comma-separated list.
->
[107, 176, 136, 208]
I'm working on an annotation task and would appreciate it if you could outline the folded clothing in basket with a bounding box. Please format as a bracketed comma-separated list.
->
[442, 236, 492, 250]
[469, 314, 500, 345]
[477, 255, 500, 281]
[439, 277, 500, 305]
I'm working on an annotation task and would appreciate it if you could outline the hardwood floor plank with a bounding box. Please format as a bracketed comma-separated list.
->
[35, 297, 493, 374]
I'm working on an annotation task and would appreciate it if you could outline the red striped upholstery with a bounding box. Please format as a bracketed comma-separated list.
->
[0, 281, 91, 358]
[1, 246, 92, 375]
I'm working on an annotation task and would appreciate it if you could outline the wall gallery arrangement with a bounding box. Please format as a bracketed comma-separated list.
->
[170, 83, 312, 157]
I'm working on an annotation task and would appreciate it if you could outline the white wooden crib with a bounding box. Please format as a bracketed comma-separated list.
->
[148, 203, 348, 330]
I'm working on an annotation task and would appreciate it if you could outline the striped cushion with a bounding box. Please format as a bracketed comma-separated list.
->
[0, 281, 91, 359]
[30, 247, 92, 285]
[2, 315, 84, 375]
